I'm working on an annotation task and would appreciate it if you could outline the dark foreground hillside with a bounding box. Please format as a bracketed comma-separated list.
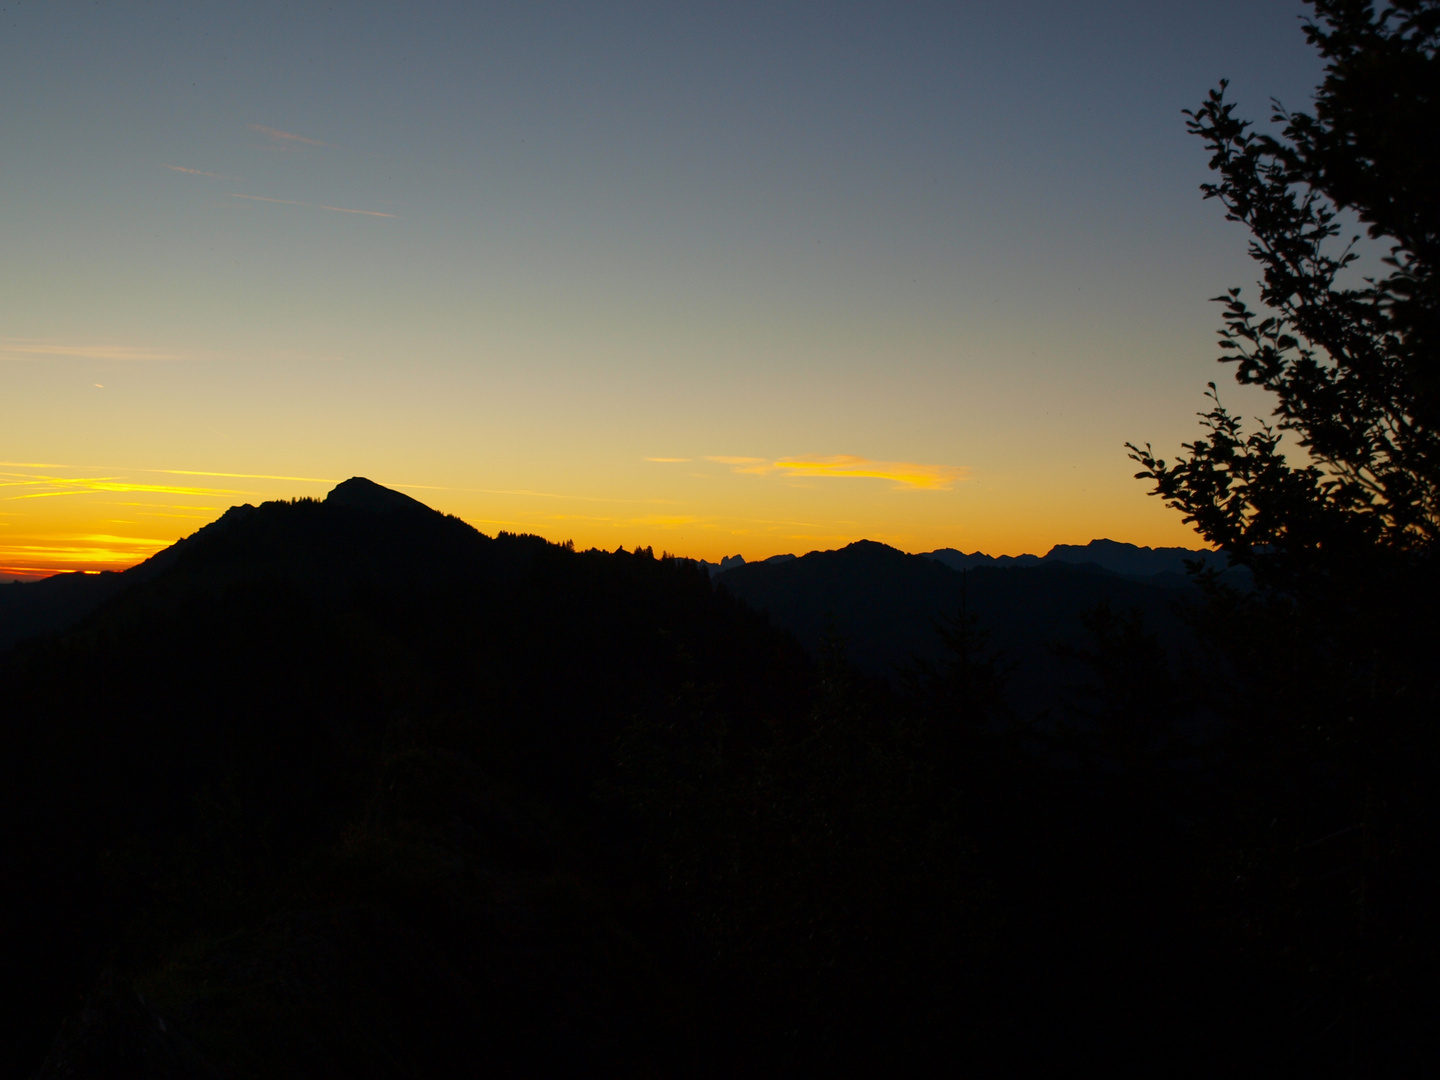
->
[1, 481, 807, 1075]
[3, 480, 1435, 1075]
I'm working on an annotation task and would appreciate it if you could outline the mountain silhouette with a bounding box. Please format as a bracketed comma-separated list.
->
[712, 538, 1200, 718]
[1, 506, 1236, 655]
[0, 503, 263, 651]
[5, 480, 1354, 1075]
[699, 537, 1244, 588]
[698, 551, 798, 578]
[325, 475, 435, 515]
[921, 537, 1241, 582]
[0, 571, 129, 653]
[2, 479, 814, 1076]
[0, 482, 487, 651]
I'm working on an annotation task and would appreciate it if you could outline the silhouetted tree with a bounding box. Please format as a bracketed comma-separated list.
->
[1125, 3, 1440, 1066]
[1128, 2, 1439, 586]
[1126, 0, 1440, 738]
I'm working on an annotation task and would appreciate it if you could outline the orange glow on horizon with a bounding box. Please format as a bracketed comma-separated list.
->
[0, 459, 1213, 580]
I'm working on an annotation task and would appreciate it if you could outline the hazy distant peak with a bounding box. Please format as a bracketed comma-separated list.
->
[701, 551, 798, 578]
[923, 538, 1228, 579]
[325, 477, 433, 515]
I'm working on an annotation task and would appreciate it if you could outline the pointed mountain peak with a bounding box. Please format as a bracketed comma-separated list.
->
[325, 477, 434, 515]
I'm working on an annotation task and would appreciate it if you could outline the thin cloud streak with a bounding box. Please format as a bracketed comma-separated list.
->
[708, 454, 967, 490]
[161, 164, 233, 179]
[6, 490, 107, 500]
[2, 472, 246, 500]
[473, 487, 656, 505]
[645, 457, 691, 463]
[5, 465, 327, 484]
[226, 192, 396, 218]
[0, 341, 193, 362]
[152, 469, 333, 483]
[632, 514, 701, 528]
[0, 531, 174, 571]
[775, 456, 967, 490]
[248, 124, 335, 148]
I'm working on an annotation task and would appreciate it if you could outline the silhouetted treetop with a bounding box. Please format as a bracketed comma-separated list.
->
[1129, 1, 1440, 593]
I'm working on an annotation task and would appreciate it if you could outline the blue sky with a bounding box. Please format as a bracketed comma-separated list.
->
[0, 1, 1326, 572]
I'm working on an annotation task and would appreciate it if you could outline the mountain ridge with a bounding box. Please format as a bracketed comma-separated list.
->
[710, 537, 1206, 718]
[3, 475, 815, 1075]
[3, 480, 1232, 653]
[702, 537, 1233, 581]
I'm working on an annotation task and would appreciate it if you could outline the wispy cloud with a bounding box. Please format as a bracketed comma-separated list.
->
[248, 124, 335, 148]
[150, 469, 333, 483]
[645, 457, 691, 463]
[707, 454, 967, 490]
[775, 457, 966, 490]
[704, 456, 776, 477]
[469, 487, 657, 505]
[161, 164, 233, 179]
[1, 471, 244, 500]
[0, 532, 175, 573]
[0, 340, 193, 362]
[226, 192, 396, 218]
[0, 464, 329, 576]
[6, 482, 243, 500]
[1, 464, 331, 485]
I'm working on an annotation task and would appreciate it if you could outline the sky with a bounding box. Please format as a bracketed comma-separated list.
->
[0, 0, 1327, 577]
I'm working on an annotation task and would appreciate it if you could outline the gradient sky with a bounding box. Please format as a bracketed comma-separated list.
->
[1, 1, 1325, 577]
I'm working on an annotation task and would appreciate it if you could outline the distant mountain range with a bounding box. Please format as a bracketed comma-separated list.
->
[702, 537, 1243, 587]
[2, 517, 1242, 657]
[923, 538, 1243, 583]
[706, 538, 1229, 719]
